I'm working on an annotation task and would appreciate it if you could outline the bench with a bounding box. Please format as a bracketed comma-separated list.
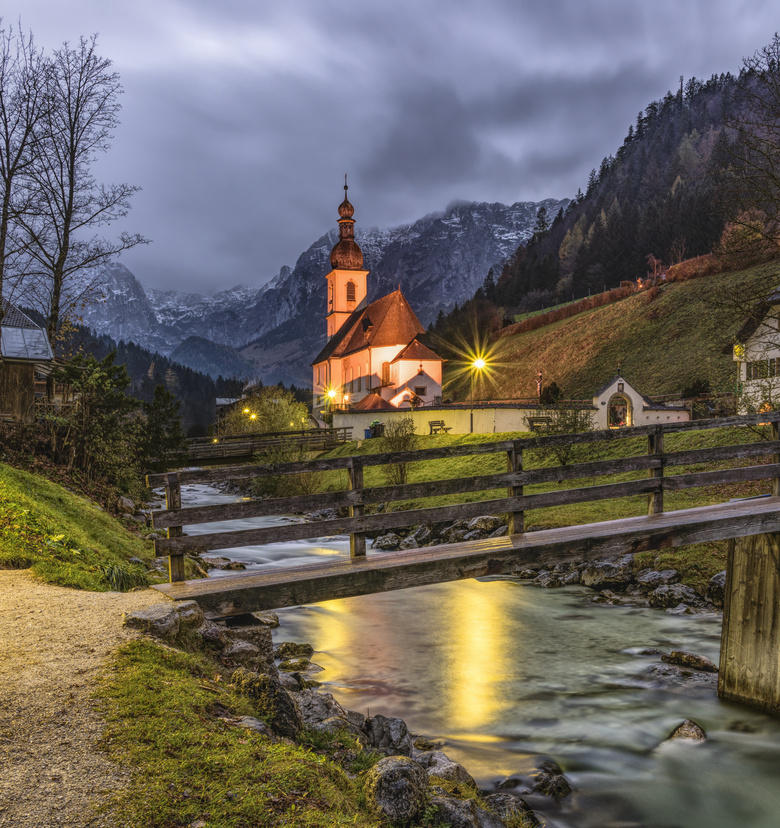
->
[526, 416, 552, 432]
[428, 420, 452, 434]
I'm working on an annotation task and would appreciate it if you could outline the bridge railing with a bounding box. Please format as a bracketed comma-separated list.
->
[186, 427, 352, 461]
[147, 411, 780, 582]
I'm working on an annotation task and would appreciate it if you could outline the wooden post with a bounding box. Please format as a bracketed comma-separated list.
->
[164, 473, 186, 582]
[772, 421, 779, 497]
[507, 443, 523, 534]
[348, 459, 366, 557]
[647, 426, 664, 515]
[719, 532, 780, 714]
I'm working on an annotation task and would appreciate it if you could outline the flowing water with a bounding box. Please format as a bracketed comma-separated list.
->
[180, 484, 780, 828]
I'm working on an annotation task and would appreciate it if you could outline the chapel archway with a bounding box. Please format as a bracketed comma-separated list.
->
[607, 393, 632, 428]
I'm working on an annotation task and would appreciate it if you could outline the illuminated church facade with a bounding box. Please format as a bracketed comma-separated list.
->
[311, 183, 444, 413]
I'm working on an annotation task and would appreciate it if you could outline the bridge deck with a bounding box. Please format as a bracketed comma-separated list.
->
[152, 497, 780, 618]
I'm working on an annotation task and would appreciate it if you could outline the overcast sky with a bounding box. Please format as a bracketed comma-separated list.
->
[9, 0, 777, 295]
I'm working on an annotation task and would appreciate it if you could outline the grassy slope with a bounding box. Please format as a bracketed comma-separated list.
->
[453, 262, 779, 400]
[0, 463, 155, 590]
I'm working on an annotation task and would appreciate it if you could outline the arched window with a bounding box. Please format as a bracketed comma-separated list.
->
[608, 394, 632, 428]
[346, 280, 356, 304]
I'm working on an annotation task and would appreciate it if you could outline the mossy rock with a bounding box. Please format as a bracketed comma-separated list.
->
[230, 666, 302, 739]
[275, 641, 314, 658]
[279, 657, 311, 672]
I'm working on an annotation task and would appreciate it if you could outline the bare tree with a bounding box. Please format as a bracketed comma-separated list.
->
[20, 34, 147, 346]
[0, 20, 47, 323]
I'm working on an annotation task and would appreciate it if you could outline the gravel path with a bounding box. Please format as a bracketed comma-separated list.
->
[0, 570, 165, 828]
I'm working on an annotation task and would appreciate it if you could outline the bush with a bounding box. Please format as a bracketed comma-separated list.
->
[382, 417, 416, 486]
[251, 443, 322, 499]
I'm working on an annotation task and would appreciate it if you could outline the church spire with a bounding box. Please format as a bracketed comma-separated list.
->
[331, 174, 363, 269]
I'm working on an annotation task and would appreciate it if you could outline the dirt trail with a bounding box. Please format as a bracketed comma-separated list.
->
[0, 570, 164, 828]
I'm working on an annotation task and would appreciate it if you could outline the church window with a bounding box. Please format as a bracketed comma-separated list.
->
[357, 374, 362, 391]
[346, 280, 356, 304]
[414, 386, 427, 397]
[329, 284, 334, 309]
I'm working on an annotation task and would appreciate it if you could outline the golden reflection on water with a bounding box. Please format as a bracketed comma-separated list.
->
[441, 580, 522, 729]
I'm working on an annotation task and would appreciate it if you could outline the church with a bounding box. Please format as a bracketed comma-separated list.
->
[311, 183, 444, 413]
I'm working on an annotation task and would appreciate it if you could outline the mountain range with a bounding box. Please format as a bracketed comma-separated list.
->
[79, 198, 567, 386]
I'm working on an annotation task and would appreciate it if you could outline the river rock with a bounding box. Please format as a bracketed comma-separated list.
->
[251, 610, 280, 627]
[445, 529, 469, 544]
[222, 641, 265, 668]
[561, 570, 581, 585]
[580, 555, 634, 588]
[517, 569, 538, 579]
[230, 667, 303, 739]
[468, 515, 504, 533]
[292, 689, 348, 725]
[426, 751, 476, 787]
[636, 568, 680, 591]
[400, 535, 419, 550]
[536, 571, 562, 588]
[363, 756, 427, 822]
[201, 556, 233, 569]
[365, 713, 413, 756]
[707, 570, 728, 607]
[483, 793, 540, 826]
[279, 657, 312, 672]
[123, 603, 180, 639]
[662, 650, 718, 673]
[490, 525, 509, 538]
[463, 529, 487, 542]
[409, 524, 434, 545]
[373, 533, 402, 550]
[275, 641, 314, 658]
[666, 719, 707, 742]
[649, 584, 701, 608]
[533, 760, 571, 799]
[643, 663, 718, 687]
[427, 794, 505, 827]
[590, 589, 628, 605]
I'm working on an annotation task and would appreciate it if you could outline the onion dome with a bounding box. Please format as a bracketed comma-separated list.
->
[330, 175, 364, 270]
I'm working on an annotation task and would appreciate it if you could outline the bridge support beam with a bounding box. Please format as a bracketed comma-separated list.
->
[719, 531, 780, 715]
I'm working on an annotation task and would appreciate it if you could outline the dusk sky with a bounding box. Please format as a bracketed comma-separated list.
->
[10, 1, 777, 295]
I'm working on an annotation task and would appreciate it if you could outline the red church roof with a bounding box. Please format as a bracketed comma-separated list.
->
[352, 393, 396, 411]
[312, 289, 431, 365]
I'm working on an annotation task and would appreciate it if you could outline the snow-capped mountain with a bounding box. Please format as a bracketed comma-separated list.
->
[80, 198, 567, 384]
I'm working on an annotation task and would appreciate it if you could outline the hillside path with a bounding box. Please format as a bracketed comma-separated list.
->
[0, 570, 164, 828]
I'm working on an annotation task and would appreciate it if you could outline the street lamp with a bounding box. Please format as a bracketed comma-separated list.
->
[470, 357, 486, 433]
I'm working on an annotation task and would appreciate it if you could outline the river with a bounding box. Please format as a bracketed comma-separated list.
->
[180, 484, 780, 828]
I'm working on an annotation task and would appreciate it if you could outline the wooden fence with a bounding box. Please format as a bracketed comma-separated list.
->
[186, 427, 352, 461]
[147, 411, 780, 583]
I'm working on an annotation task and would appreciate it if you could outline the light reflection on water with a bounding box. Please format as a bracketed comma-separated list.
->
[179, 483, 780, 828]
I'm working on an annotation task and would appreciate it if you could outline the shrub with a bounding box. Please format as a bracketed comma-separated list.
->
[382, 417, 417, 486]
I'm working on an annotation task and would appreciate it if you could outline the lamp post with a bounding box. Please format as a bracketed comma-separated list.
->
[470, 357, 486, 433]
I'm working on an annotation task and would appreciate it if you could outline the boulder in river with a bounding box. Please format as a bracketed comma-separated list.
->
[707, 570, 728, 607]
[635, 568, 680, 591]
[665, 719, 707, 742]
[373, 533, 402, 551]
[483, 793, 540, 826]
[649, 584, 701, 608]
[468, 515, 504, 533]
[580, 555, 634, 588]
[533, 759, 572, 799]
[662, 650, 718, 673]
[275, 641, 314, 658]
[427, 793, 506, 827]
[363, 756, 427, 822]
[426, 750, 477, 787]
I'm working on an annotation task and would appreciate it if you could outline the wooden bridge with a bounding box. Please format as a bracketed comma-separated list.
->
[186, 427, 352, 462]
[148, 411, 780, 715]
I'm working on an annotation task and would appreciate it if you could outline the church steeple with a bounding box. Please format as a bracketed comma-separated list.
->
[330, 175, 364, 270]
[325, 176, 369, 339]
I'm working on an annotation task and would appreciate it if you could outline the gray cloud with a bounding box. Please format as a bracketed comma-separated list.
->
[8, 0, 779, 294]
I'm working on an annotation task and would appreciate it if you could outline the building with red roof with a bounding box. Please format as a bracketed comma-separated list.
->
[311, 182, 443, 412]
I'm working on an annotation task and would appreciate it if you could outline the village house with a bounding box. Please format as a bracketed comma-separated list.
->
[311, 183, 444, 414]
[0, 300, 54, 422]
[732, 287, 780, 412]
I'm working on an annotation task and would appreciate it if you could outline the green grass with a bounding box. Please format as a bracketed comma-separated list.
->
[455, 261, 780, 401]
[0, 463, 155, 590]
[99, 640, 383, 828]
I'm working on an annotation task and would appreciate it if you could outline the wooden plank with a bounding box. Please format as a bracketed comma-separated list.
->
[164, 475, 186, 583]
[148, 411, 780, 486]
[348, 459, 365, 558]
[153, 477, 660, 556]
[773, 423, 779, 498]
[152, 497, 780, 617]
[718, 531, 780, 714]
[507, 442, 523, 534]
[151, 454, 663, 530]
[664, 440, 780, 468]
[663, 464, 780, 491]
[648, 427, 664, 515]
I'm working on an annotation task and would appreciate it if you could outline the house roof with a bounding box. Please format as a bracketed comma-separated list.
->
[1, 300, 53, 362]
[312, 289, 426, 365]
[390, 338, 443, 364]
[352, 392, 395, 411]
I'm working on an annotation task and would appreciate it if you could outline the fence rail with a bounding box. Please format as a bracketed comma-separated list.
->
[148, 411, 780, 582]
[186, 427, 352, 461]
